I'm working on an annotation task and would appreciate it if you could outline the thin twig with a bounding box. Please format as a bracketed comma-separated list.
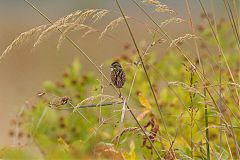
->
[204, 88, 210, 160]
[224, 130, 233, 160]
[50, 101, 123, 110]
[68, 102, 90, 123]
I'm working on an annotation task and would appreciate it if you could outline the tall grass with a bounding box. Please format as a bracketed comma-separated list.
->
[1, 0, 240, 159]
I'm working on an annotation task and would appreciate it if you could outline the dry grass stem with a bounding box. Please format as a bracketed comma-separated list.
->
[33, 9, 107, 49]
[81, 29, 96, 38]
[33, 20, 66, 48]
[63, 9, 108, 24]
[99, 16, 129, 39]
[76, 9, 99, 23]
[170, 34, 198, 47]
[92, 9, 109, 23]
[73, 94, 118, 112]
[142, 0, 160, 5]
[63, 10, 83, 23]
[57, 24, 96, 50]
[168, 81, 205, 98]
[160, 17, 184, 27]
[112, 127, 140, 144]
[1, 25, 49, 60]
[120, 98, 127, 128]
[142, 0, 175, 13]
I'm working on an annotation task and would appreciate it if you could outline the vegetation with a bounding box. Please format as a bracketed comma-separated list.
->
[1, 0, 240, 159]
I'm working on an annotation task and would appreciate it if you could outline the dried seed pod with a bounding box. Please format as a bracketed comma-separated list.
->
[37, 91, 46, 97]
[49, 96, 71, 108]
[142, 118, 159, 149]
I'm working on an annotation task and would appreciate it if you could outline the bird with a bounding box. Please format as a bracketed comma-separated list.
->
[110, 61, 126, 97]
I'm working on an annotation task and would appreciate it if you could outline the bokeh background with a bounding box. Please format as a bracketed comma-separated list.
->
[0, 0, 225, 146]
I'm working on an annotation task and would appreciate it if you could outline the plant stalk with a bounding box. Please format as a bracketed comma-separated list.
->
[204, 88, 210, 160]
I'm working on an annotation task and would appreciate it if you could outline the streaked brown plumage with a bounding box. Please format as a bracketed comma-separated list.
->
[110, 61, 125, 89]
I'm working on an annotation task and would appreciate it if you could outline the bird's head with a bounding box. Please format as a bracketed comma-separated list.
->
[110, 61, 122, 71]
